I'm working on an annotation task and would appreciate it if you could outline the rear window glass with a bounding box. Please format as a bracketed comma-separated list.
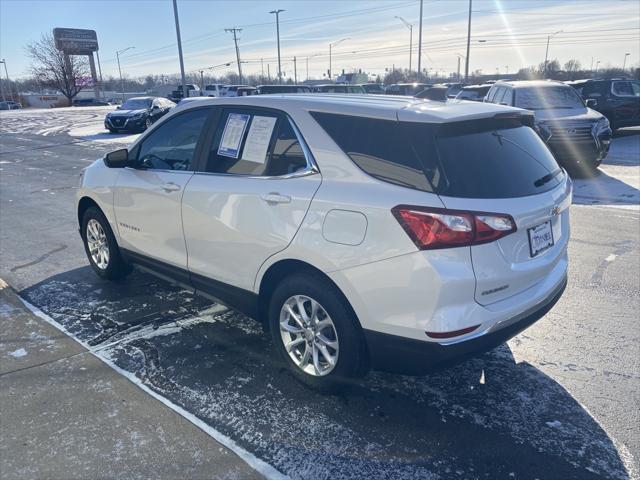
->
[310, 112, 432, 192]
[427, 125, 563, 198]
[312, 113, 563, 199]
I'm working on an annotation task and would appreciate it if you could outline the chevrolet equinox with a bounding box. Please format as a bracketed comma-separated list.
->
[77, 94, 570, 389]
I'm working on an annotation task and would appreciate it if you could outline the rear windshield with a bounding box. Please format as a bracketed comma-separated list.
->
[311, 112, 563, 199]
[427, 124, 563, 198]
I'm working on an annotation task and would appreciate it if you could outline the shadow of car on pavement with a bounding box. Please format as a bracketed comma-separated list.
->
[20, 266, 632, 480]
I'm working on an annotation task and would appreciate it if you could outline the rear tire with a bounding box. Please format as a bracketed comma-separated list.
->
[81, 206, 131, 280]
[268, 272, 368, 391]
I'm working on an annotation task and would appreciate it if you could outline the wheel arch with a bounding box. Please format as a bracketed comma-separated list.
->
[257, 259, 364, 332]
[77, 196, 102, 228]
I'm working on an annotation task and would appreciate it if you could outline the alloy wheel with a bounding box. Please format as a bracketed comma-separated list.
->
[279, 295, 339, 376]
[86, 219, 109, 270]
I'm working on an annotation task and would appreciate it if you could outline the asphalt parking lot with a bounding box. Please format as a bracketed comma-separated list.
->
[0, 106, 639, 480]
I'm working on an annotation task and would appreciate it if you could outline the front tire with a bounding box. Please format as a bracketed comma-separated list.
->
[269, 272, 368, 390]
[81, 206, 131, 280]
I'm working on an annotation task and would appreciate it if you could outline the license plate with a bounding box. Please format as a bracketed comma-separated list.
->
[528, 221, 554, 257]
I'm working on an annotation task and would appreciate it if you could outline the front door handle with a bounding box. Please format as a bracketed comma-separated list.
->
[161, 182, 181, 193]
[261, 192, 291, 204]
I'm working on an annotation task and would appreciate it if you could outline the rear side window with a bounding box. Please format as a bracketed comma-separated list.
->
[204, 110, 308, 176]
[310, 112, 432, 192]
[425, 125, 563, 198]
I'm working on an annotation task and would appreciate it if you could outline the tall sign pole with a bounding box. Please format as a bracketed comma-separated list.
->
[172, 0, 188, 99]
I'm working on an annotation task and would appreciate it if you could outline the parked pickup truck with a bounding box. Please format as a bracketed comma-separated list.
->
[168, 84, 201, 102]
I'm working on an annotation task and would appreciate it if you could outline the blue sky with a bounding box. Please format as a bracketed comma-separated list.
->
[1, 0, 638, 80]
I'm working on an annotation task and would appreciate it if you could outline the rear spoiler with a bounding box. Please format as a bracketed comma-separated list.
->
[435, 111, 536, 137]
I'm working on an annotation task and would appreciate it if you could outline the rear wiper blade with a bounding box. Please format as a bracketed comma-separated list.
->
[534, 169, 563, 187]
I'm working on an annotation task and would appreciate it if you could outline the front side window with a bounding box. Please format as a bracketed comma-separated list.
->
[203, 110, 308, 176]
[612, 81, 640, 97]
[136, 108, 210, 170]
[311, 112, 432, 192]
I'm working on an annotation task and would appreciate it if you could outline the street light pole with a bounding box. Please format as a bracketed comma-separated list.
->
[595, 60, 601, 73]
[543, 30, 562, 79]
[115, 46, 134, 103]
[172, 0, 188, 99]
[329, 37, 349, 81]
[464, 0, 472, 82]
[417, 0, 423, 81]
[395, 16, 413, 74]
[269, 9, 284, 82]
[623, 53, 630, 72]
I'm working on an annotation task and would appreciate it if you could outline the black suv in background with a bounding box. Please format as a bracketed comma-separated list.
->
[485, 80, 612, 174]
[104, 97, 175, 133]
[566, 79, 640, 131]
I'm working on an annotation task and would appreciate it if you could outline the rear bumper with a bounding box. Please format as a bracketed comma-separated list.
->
[364, 274, 567, 374]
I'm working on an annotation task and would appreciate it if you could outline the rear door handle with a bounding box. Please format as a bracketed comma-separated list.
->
[261, 192, 291, 204]
[161, 182, 181, 192]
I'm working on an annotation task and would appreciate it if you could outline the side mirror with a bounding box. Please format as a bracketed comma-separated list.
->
[152, 105, 159, 110]
[104, 148, 129, 168]
[586, 99, 598, 108]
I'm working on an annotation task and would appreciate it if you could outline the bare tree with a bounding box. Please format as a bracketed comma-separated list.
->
[26, 33, 89, 104]
[564, 59, 582, 80]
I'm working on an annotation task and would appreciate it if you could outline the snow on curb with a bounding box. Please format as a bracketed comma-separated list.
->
[18, 295, 288, 480]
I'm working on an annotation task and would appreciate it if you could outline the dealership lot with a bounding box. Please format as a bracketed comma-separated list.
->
[0, 107, 639, 479]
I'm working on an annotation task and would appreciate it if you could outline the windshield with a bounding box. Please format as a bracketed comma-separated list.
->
[121, 99, 151, 110]
[515, 86, 584, 110]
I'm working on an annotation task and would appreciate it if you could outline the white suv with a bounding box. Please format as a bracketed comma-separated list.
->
[77, 95, 571, 388]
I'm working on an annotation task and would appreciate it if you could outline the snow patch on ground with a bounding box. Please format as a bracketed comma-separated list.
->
[17, 295, 287, 480]
[8, 347, 28, 358]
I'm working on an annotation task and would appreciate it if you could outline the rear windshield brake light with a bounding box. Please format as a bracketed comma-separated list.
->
[392, 205, 517, 250]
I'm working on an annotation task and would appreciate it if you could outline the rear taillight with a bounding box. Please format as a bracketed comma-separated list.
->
[392, 205, 516, 250]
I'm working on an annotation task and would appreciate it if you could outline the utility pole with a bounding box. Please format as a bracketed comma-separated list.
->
[225, 28, 243, 84]
[417, 0, 423, 81]
[261, 58, 264, 80]
[267, 63, 271, 82]
[306, 57, 309, 81]
[172, 0, 188, 99]
[395, 16, 413, 74]
[116, 46, 134, 102]
[269, 9, 284, 82]
[543, 30, 562, 79]
[293, 56, 297, 84]
[199, 70, 204, 90]
[0, 59, 14, 102]
[464, 0, 472, 82]
[457, 56, 461, 80]
[623, 53, 630, 72]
